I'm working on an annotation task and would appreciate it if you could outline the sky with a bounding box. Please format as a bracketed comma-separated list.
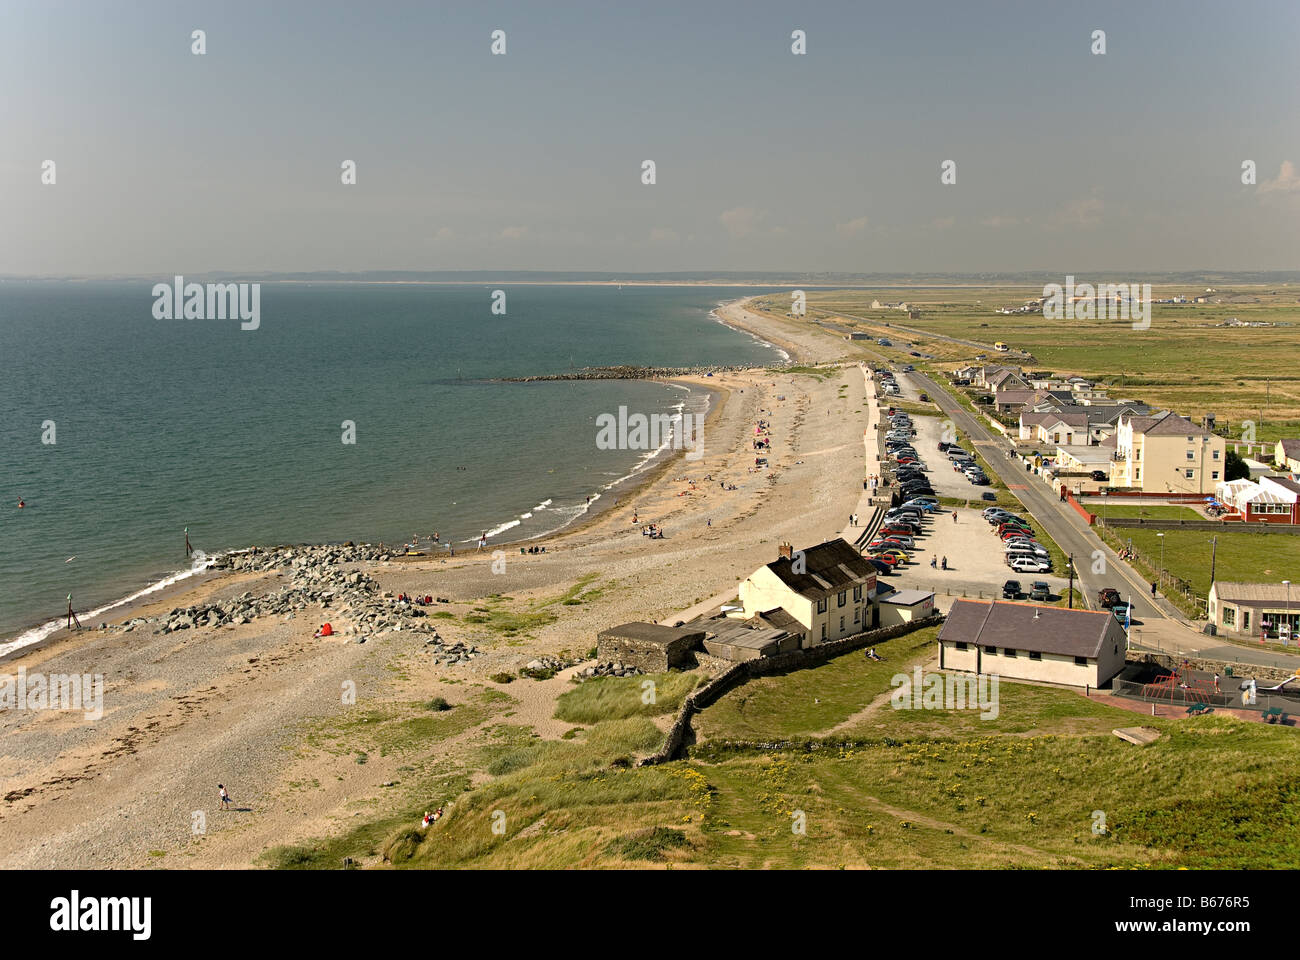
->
[2, 0, 1298, 276]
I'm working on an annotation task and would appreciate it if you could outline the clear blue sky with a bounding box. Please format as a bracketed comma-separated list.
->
[3, 0, 1297, 274]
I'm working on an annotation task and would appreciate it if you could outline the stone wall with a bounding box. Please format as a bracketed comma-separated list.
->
[638, 615, 944, 766]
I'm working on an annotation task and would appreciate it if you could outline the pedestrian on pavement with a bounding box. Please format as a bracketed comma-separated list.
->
[1151, 580, 1157, 597]
[952, 511, 958, 523]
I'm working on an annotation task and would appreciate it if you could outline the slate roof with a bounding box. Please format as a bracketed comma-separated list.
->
[765, 538, 876, 600]
[938, 598, 1120, 659]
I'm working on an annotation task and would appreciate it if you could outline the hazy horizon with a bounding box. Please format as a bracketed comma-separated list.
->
[4, 0, 1298, 276]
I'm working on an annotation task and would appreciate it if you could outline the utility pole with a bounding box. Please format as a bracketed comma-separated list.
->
[1068, 554, 1075, 609]
[1209, 536, 1217, 588]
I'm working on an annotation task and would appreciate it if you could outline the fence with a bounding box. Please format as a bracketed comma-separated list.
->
[1113, 678, 1297, 718]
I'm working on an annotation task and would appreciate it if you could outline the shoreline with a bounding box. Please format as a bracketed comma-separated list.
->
[0, 374, 740, 662]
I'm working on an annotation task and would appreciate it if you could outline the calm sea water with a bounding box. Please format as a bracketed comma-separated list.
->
[0, 282, 782, 643]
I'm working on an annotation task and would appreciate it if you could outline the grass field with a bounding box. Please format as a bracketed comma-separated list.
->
[1093, 505, 1205, 521]
[350, 627, 1300, 869]
[1099, 525, 1300, 599]
[757, 287, 1300, 445]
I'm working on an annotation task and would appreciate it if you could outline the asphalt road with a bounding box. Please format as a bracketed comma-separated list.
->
[907, 369, 1168, 620]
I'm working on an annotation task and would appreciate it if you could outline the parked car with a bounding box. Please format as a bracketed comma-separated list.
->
[865, 557, 894, 575]
[980, 492, 998, 501]
[876, 548, 910, 563]
[1002, 580, 1022, 599]
[1090, 470, 1108, 482]
[869, 552, 899, 568]
[1097, 587, 1121, 609]
[1009, 556, 1052, 574]
[903, 498, 938, 510]
[1113, 603, 1136, 624]
[919, 392, 929, 402]
[1030, 581, 1051, 601]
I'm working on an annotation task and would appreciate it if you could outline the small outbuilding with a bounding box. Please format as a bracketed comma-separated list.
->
[596, 622, 705, 672]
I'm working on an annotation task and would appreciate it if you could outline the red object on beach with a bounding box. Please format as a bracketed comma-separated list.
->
[319, 623, 333, 637]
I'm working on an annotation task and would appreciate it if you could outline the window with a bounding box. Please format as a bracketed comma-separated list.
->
[1004, 648, 1017, 658]
[1029, 651, 1042, 661]
[817, 598, 827, 614]
[853, 585, 863, 602]
[984, 646, 996, 655]
[1244, 611, 1252, 630]
[1187, 450, 1195, 460]
[1212, 471, 1219, 480]
[955, 641, 968, 650]
[839, 616, 845, 632]
[1074, 656, 1088, 665]
[1135, 468, 1141, 481]
[1185, 469, 1194, 479]
[821, 623, 827, 641]
[1213, 449, 1221, 460]
[854, 607, 860, 624]
[838, 591, 847, 608]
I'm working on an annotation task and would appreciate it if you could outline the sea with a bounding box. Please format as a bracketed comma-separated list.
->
[0, 281, 786, 649]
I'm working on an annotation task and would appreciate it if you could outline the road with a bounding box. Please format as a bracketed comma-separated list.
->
[909, 369, 1165, 620]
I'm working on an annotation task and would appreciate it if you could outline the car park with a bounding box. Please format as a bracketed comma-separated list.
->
[1030, 581, 1051, 601]
[1009, 556, 1052, 574]
[1097, 587, 1121, 609]
[1002, 580, 1022, 599]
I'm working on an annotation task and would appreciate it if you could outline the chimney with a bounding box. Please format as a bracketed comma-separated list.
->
[779, 543, 793, 560]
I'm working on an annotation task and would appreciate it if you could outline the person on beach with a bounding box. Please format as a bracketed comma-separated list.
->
[941, 556, 948, 570]
[16, 498, 23, 508]
[952, 511, 958, 524]
[219, 784, 231, 811]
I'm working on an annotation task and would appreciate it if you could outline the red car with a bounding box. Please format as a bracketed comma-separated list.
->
[869, 553, 899, 567]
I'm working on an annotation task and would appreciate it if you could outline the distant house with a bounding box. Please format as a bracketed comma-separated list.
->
[1018, 411, 1089, 446]
[737, 538, 878, 646]
[937, 599, 1127, 688]
[994, 389, 1040, 413]
[986, 369, 1030, 392]
[1109, 411, 1226, 494]
[1209, 582, 1300, 640]
[1275, 439, 1300, 474]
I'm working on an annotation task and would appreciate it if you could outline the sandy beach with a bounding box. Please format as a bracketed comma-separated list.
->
[0, 298, 878, 868]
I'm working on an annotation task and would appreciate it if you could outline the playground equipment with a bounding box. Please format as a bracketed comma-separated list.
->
[1141, 669, 1214, 705]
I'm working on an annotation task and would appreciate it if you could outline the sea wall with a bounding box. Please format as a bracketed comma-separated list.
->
[639, 615, 945, 765]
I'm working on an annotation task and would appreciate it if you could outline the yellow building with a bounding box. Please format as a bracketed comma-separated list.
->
[1275, 439, 1300, 474]
[737, 539, 878, 647]
[1108, 412, 1225, 494]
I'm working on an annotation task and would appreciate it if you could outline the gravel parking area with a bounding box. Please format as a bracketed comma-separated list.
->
[882, 505, 1070, 602]
[893, 413, 990, 500]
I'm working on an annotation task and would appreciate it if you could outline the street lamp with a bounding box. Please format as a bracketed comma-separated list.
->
[1156, 532, 1165, 592]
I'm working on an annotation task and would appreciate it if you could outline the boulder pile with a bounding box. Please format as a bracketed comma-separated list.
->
[153, 544, 475, 657]
[575, 660, 644, 681]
